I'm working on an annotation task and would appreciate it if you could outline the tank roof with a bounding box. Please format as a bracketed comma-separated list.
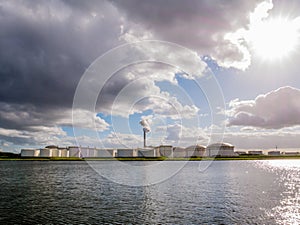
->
[45, 145, 58, 149]
[186, 144, 206, 149]
[207, 142, 234, 148]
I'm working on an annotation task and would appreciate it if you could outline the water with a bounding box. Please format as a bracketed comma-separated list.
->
[0, 160, 299, 224]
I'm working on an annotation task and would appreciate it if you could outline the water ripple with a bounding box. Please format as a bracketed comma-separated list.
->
[0, 160, 299, 224]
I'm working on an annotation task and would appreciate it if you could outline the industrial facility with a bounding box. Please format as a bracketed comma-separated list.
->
[20, 142, 238, 158]
[20, 120, 240, 158]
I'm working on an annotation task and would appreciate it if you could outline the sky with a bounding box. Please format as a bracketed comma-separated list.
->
[1, 0, 300, 152]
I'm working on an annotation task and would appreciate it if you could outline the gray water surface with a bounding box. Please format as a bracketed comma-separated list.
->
[0, 160, 299, 224]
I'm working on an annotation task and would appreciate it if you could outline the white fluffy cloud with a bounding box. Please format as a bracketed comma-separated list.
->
[228, 86, 300, 129]
[0, 126, 69, 147]
[99, 63, 201, 119]
[224, 126, 300, 149]
[154, 123, 209, 147]
[68, 109, 110, 131]
[92, 123, 210, 149]
[103, 132, 142, 148]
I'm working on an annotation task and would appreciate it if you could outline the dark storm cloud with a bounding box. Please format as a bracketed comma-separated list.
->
[0, 0, 123, 107]
[0, 0, 127, 145]
[0, 0, 269, 109]
[0, 0, 264, 125]
[0, 102, 69, 130]
[111, 0, 264, 53]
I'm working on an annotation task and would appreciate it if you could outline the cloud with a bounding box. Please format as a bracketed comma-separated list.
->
[0, 0, 125, 108]
[210, 0, 276, 70]
[97, 63, 201, 119]
[103, 132, 142, 148]
[94, 123, 210, 149]
[224, 127, 300, 149]
[0, 101, 110, 148]
[0, 0, 271, 119]
[0, 102, 109, 131]
[155, 123, 209, 147]
[165, 124, 182, 141]
[0, 0, 122, 147]
[69, 109, 110, 131]
[228, 86, 300, 129]
[147, 93, 200, 120]
[0, 126, 68, 146]
[2, 0, 290, 151]
[112, 0, 266, 70]
[0, 1, 208, 148]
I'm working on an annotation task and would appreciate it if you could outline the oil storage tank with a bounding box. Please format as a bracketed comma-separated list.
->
[138, 148, 157, 157]
[51, 148, 60, 157]
[21, 149, 40, 157]
[59, 148, 69, 157]
[157, 145, 173, 158]
[185, 145, 206, 157]
[206, 143, 236, 157]
[68, 146, 80, 157]
[173, 147, 186, 158]
[40, 148, 52, 157]
[95, 149, 116, 157]
[116, 149, 137, 157]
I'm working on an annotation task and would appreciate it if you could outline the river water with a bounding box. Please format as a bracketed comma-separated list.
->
[0, 160, 299, 224]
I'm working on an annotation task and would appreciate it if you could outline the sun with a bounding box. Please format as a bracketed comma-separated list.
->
[249, 18, 300, 60]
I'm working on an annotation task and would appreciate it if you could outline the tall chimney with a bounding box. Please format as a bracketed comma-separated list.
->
[140, 119, 151, 148]
[143, 128, 146, 147]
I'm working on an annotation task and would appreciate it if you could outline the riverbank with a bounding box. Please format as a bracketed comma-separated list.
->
[1, 155, 300, 161]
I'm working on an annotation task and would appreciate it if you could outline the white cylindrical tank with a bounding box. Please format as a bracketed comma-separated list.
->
[80, 147, 90, 158]
[21, 149, 40, 157]
[116, 149, 138, 157]
[95, 149, 115, 157]
[68, 147, 80, 157]
[88, 148, 96, 157]
[185, 145, 206, 157]
[206, 143, 235, 157]
[60, 149, 69, 157]
[173, 147, 186, 158]
[51, 149, 60, 157]
[40, 148, 52, 157]
[137, 148, 156, 157]
[158, 145, 173, 158]
[33, 149, 40, 157]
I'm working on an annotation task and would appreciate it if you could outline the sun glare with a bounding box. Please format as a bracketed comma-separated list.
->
[249, 18, 300, 60]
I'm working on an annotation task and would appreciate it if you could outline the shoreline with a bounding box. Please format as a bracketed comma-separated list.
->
[1, 156, 300, 161]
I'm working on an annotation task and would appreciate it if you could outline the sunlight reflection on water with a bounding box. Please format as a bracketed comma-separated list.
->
[253, 160, 300, 224]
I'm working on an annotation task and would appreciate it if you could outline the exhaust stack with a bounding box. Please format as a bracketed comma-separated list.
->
[139, 119, 151, 148]
[143, 128, 147, 147]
